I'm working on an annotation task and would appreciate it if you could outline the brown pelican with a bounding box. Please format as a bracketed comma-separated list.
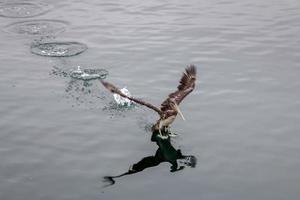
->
[100, 65, 197, 138]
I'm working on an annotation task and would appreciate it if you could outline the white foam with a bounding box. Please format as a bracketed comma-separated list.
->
[113, 87, 132, 106]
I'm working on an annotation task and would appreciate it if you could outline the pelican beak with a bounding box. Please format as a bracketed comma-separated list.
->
[173, 102, 185, 121]
[158, 120, 163, 135]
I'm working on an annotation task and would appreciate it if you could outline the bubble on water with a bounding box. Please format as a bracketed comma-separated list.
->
[0, 2, 52, 18]
[31, 42, 88, 57]
[3, 20, 68, 36]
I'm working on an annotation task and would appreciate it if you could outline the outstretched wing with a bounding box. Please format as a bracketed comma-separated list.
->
[100, 80, 162, 115]
[160, 65, 196, 111]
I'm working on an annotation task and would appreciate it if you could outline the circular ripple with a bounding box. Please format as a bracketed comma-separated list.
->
[31, 42, 88, 57]
[70, 68, 109, 80]
[0, 2, 51, 18]
[3, 20, 68, 36]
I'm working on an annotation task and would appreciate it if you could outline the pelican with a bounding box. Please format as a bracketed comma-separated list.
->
[100, 65, 197, 138]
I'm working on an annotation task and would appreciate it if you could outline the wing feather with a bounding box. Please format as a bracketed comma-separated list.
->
[160, 65, 196, 111]
[100, 80, 162, 115]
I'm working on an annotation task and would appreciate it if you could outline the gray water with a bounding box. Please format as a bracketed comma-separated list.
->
[1, 0, 300, 199]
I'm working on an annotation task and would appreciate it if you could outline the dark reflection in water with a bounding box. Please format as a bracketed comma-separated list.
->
[103, 129, 196, 187]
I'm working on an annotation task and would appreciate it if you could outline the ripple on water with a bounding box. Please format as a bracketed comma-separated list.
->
[51, 66, 109, 80]
[3, 20, 68, 36]
[31, 42, 88, 57]
[0, 2, 52, 18]
[70, 68, 109, 81]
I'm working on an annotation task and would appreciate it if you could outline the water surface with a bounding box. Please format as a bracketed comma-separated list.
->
[0, 0, 300, 200]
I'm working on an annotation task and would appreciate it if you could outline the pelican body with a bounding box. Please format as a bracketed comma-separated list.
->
[100, 65, 197, 138]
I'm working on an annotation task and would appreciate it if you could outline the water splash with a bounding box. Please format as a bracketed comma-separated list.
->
[70, 66, 108, 81]
[50, 65, 109, 108]
[113, 87, 132, 106]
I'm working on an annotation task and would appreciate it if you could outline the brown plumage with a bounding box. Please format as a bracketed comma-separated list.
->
[100, 65, 197, 138]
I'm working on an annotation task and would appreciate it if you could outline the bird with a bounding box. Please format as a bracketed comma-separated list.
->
[100, 65, 197, 138]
